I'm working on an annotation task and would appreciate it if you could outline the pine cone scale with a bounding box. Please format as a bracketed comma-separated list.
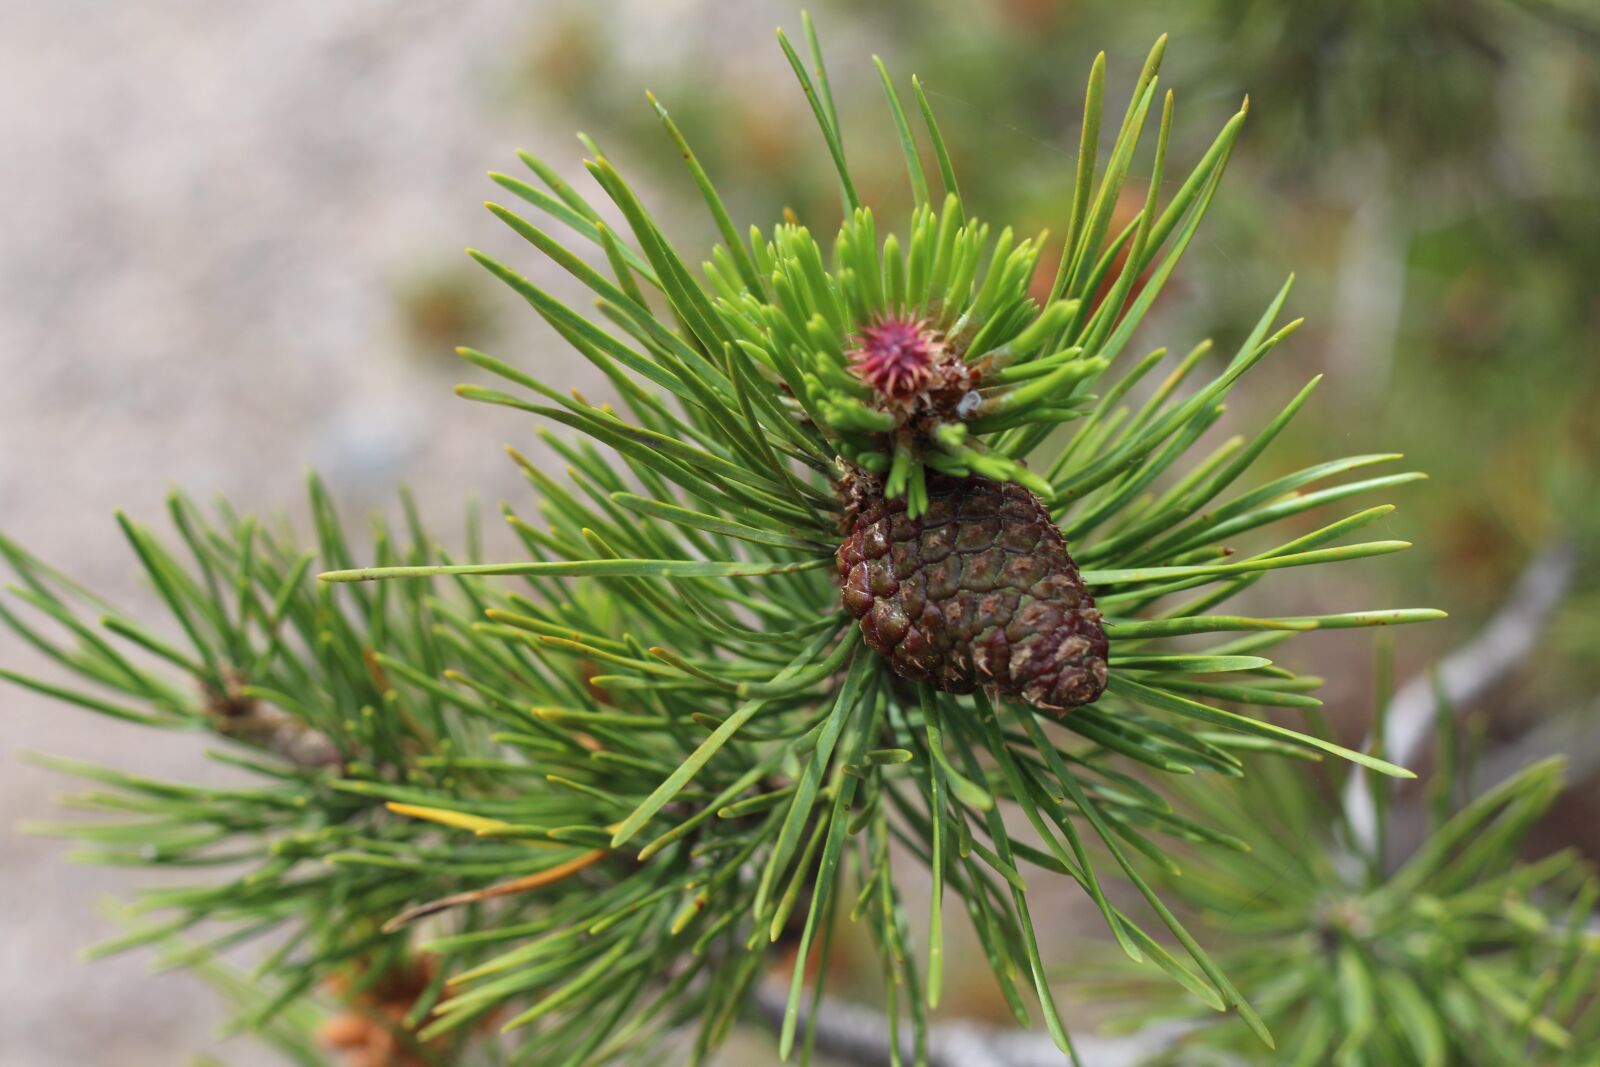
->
[837, 471, 1109, 713]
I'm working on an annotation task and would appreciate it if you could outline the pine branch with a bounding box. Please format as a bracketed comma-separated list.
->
[2, 20, 1460, 1064]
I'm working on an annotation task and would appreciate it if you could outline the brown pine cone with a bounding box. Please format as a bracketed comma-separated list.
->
[836, 470, 1108, 714]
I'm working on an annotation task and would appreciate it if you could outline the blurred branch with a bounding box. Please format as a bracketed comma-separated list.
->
[1473, 690, 1600, 796]
[1382, 685, 1600, 881]
[750, 984, 1224, 1067]
[1343, 540, 1579, 854]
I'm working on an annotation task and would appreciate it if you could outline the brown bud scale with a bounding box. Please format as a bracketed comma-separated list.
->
[836, 470, 1108, 713]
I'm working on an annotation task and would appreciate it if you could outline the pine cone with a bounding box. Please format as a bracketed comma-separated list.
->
[836, 470, 1108, 713]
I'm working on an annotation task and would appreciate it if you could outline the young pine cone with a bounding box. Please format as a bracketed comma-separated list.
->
[836, 470, 1108, 714]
